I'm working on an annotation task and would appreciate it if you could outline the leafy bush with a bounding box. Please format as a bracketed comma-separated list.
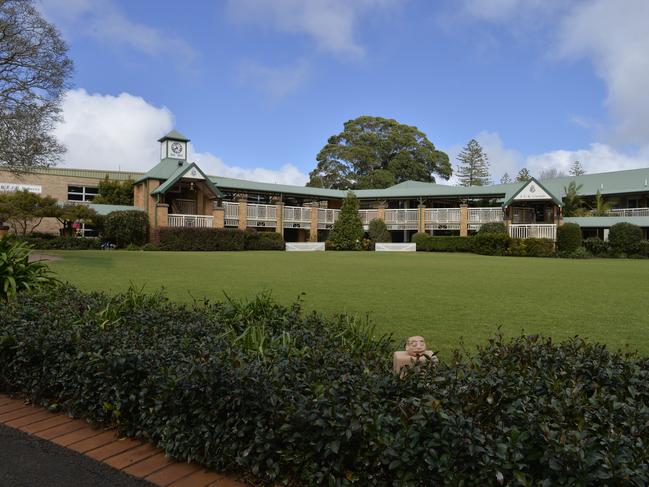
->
[142, 243, 160, 251]
[556, 222, 582, 253]
[638, 240, 649, 258]
[329, 193, 364, 250]
[102, 210, 149, 248]
[157, 227, 245, 251]
[368, 218, 390, 243]
[559, 247, 591, 259]
[583, 237, 608, 256]
[0, 237, 58, 302]
[126, 243, 141, 251]
[2, 286, 649, 486]
[471, 232, 512, 255]
[18, 236, 101, 250]
[478, 222, 507, 234]
[609, 222, 643, 255]
[514, 237, 555, 257]
[243, 230, 284, 250]
[411, 233, 473, 252]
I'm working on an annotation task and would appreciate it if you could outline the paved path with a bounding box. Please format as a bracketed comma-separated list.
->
[0, 394, 246, 487]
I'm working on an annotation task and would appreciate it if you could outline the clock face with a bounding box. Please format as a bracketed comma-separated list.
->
[170, 141, 184, 156]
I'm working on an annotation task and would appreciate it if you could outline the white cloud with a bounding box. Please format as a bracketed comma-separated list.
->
[55, 88, 309, 185]
[227, 0, 399, 59]
[239, 59, 311, 100]
[38, 0, 196, 65]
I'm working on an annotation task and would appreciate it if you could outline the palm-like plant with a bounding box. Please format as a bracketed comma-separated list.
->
[592, 190, 617, 216]
[562, 181, 584, 217]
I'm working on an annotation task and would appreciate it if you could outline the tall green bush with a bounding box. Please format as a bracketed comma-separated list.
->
[102, 210, 149, 247]
[157, 227, 245, 251]
[329, 192, 364, 250]
[0, 237, 58, 301]
[471, 232, 511, 255]
[556, 222, 582, 253]
[244, 230, 285, 250]
[368, 218, 390, 243]
[609, 222, 643, 254]
[478, 222, 507, 234]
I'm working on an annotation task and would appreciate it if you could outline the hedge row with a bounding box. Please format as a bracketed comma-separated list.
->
[412, 232, 555, 257]
[18, 236, 101, 250]
[2, 286, 649, 485]
[411, 233, 473, 252]
[156, 227, 285, 251]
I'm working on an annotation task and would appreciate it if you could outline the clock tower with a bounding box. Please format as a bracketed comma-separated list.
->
[158, 130, 189, 161]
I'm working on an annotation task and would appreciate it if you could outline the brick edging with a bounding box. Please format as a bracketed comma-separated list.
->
[0, 394, 246, 487]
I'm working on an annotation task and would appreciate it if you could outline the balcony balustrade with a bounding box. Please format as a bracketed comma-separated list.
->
[168, 214, 214, 228]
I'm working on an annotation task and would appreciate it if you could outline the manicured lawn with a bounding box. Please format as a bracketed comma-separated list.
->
[46, 251, 649, 357]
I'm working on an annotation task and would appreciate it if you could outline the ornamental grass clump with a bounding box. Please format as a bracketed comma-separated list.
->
[0, 236, 58, 302]
[2, 287, 649, 485]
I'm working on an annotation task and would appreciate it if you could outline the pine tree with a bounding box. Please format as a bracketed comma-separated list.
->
[569, 160, 586, 176]
[329, 192, 364, 250]
[456, 139, 491, 186]
[516, 168, 532, 182]
[500, 173, 512, 184]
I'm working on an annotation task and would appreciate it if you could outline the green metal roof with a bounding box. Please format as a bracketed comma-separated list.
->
[89, 203, 138, 215]
[539, 168, 649, 197]
[157, 130, 190, 142]
[502, 178, 563, 208]
[210, 175, 346, 198]
[152, 163, 223, 198]
[134, 158, 187, 183]
[0, 167, 142, 181]
[564, 216, 649, 227]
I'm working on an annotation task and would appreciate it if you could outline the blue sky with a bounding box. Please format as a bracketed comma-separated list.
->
[38, 0, 649, 184]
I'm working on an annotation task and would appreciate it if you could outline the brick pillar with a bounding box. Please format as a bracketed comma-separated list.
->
[237, 199, 247, 231]
[377, 205, 385, 221]
[275, 202, 284, 236]
[460, 204, 468, 237]
[309, 207, 319, 242]
[504, 206, 512, 227]
[417, 204, 426, 233]
[151, 203, 168, 243]
[553, 205, 563, 226]
[212, 206, 225, 229]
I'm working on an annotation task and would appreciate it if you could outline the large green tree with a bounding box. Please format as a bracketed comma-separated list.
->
[0, 189, 57, 235]
[328, 192, 364, 250]
[0, 0, 73, 172]
[92, 176, 134, 205]
[456, 139, 491, 186]
[307, 116, 451, 190]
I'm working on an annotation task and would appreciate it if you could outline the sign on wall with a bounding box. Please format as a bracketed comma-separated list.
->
[0, 183, 42, 194]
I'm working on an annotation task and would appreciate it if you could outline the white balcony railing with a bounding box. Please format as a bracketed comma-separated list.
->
[359, 209, 379, 226]
[317, 208, 340, 229]
[384, 209, 419, 230]
[608, 208, 649, 217]
[508, 224, 557, 241]
[284, 206, 312, 229]
[168, 214, 214, 228]
[468, 208, 504, 223]
[425, 208, 461, 224]
[223, 202, 239, 226]
[246, 203, 277, 228]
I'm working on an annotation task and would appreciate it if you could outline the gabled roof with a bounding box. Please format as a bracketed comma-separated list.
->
[152, 162, 223, 198]
[157, 130, 190, 142]
[134, 158, 187, 183]
[539, 167, 649, 197]
[502, 178, 563, 208]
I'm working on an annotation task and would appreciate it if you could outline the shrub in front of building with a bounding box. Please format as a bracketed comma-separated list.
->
[411, 233, 473, 252]
[243, 230, 285, 250]
[638, 240, 649, 258]
[583, 237, 609, 257]
[102, 210, 149, 248]
[368, 218, 390, 243]
[19, 235, 101, 250]
[477, 222, 507, 234]
[3, 286, 649, 486]
[509, 237, 555, 257]
[471, 232, 512, 255]
[329, 193, 364, 250]
[556, 222, 582, 253]
[608, 222, 643, 255]
[157, 227, 245, 251]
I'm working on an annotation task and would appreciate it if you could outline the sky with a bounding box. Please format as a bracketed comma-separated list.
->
[36, 0, 649, 185]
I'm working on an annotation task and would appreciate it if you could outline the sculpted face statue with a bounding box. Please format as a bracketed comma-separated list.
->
[405, 336, 426, 357]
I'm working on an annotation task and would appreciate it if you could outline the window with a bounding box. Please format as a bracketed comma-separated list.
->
[67, 185, 99, 202]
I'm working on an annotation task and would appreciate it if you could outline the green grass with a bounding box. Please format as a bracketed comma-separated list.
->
[46, 250, 649, 357]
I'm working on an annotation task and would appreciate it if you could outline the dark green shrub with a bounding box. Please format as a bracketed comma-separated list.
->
[638, 240, 649, 257]
[142, 243, 160, 251]
[244, 230, 284, 250]
[368, 218, 390, 243]
[609, 222, 643, 254]
[157, 227, 245, 251]
[0, 237, 58, 302]
[520, 238, 555, 257]
[3, 287, 649, 486]
[559, 247, 591, 259]
[583, 237, 608, 256]
[471, 232, 511, 255]
[102, 210, 149, 248]
[478, 222, 507, 234]
[126, 243, 141, 251]
[329, 193, 363, 250]
[556, 222, 582, 253]
[411, 232, 432, 251]
[18, 236, 101, 250]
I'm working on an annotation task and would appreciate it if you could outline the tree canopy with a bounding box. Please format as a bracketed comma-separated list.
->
[516, 168, 532, 182]
[307, 116, 451, 190]
[0, 0, 73, 172]
[92, 176, 134, 205]
[569, 160, 586, 176]
[456, 139, 491, 186]
[328, 192, 364, 250]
